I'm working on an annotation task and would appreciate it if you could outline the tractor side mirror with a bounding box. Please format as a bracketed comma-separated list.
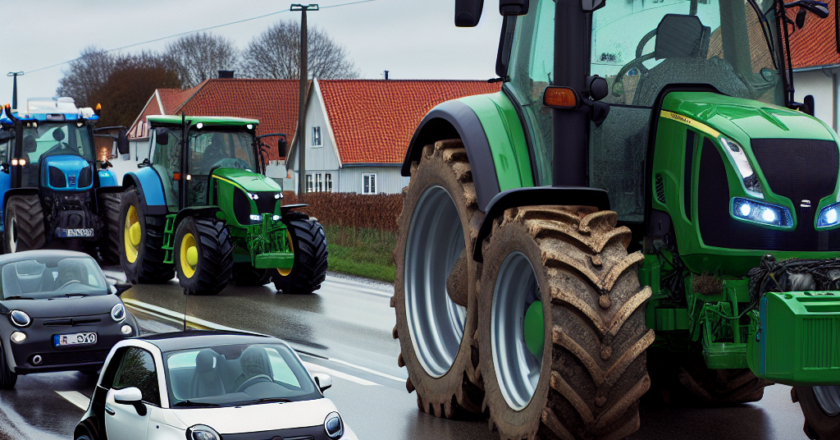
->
[278, 137, 287, 158]
[803, 95, 816, 116]
[117, 129, 129, 155]
[455, 0, 484, 27]
[155, 127, 170, 146]
[582, 0, 606, 12]
[499, 0, 529, 16]
[586, 76, 609, 101]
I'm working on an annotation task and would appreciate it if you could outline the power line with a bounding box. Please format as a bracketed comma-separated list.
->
[24, 0, 376, 75]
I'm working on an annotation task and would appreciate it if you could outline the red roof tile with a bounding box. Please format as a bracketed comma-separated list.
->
[317, 80, 501, 164]
[158, 88, 198, 114]
[788, 2, 840, 69]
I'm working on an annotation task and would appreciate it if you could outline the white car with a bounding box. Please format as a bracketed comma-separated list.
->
[74, 330, 357, 440]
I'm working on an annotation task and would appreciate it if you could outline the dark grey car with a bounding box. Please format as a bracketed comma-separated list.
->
[0, 250, 137, 388]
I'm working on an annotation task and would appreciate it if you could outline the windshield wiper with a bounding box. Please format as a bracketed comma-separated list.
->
[51, 293, 88, 299]
[173, 400, 221, 408]
[254, 397, 292, 404]
[3, 296, 34, 300]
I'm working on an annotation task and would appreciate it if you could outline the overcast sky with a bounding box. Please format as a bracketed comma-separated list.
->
[1, 0, 504, 105]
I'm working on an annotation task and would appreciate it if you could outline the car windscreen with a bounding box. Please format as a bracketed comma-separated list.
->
[0, 256, 107, 299]
[163, 343, 321, 408]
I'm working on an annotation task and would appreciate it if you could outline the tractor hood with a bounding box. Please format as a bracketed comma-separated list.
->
[661, 92, 836, 142]
[41, 155, 94, 191]
[212, 168, 283, 194]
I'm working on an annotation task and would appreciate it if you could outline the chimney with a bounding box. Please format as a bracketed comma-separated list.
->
[218, 70, 234, 79]
[384, 70, 389, 80]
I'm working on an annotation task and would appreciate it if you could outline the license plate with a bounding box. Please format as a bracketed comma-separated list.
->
[58, 228, 94, 238]
[54, 332, 97, 347]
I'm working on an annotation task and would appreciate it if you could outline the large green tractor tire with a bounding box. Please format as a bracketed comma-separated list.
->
[99, 191, 122, 265]
[478, 207, 653, 440]
[232, 263, 272, 287]
[793, 386, 840, 439]
[392, 139, 484, 418]
[4, 194, 46, 253]
[119, 187, 174, 284]
[271, 212, 328, 294]
[174, 216, 234, 295]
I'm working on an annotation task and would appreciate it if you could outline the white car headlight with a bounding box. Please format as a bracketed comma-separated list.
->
[325, 412, 344, 439]
[720, 137, 763, 197]
[818, 203, 840, 228]
[10, 310, 31, 327]
[732, 197, 793, 228]
[186, 425, 220, 440]
[111, 303, 126, 322]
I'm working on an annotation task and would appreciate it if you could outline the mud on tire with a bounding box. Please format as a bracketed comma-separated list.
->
[4, 195, 46, 253]
[392, 139, 485, 418]
[119, 187, 174, 284]
[175, 216, 234, 295]
[272, 212, 328, 294]
[478, 207, 653, 440]
[99, 191, 122, 264]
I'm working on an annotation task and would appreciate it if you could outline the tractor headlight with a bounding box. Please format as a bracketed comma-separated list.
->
[274, 193, 281, 199]
[186, 425, 220, 440]
[732, 198, 793, 228]
[273, 215, 280, 221]
[720, 137, 763, 197]
[250, 214, 262, 222]
[9, 310, 31, 328]
[324, 412, 344, 439]
[111, 303, 126, 322]
[817, 203, 840, 228]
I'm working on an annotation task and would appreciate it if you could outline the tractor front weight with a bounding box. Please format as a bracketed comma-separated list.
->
[246, 213, 293, 270]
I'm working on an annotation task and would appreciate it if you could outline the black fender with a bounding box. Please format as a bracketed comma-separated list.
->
[120, 175, 167, 217]
[401, 100, 500, 212]
[281, 204, 307, 216]
[74, 418, 99, 440]
[173, 207, 220, 231]
[473, 187, 611, 262]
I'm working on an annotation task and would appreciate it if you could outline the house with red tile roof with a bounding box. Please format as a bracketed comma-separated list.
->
[789, 4, 840, 130]
[286, 79, 501, 195]
[115, 78, 301, 186]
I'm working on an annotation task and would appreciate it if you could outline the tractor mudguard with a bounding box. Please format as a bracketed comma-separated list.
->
[280, 204, 307, 216]
[97, 169, 118, 187]
[473, 186, 611, 262]
[402, 92, 533, 212]
[173, 207, 220, 228]
[122, 168, 167, 216]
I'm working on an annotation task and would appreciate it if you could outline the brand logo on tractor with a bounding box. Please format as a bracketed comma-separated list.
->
[801, 199, 811, 208]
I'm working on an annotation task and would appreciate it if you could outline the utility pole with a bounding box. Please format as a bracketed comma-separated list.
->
[7, 72, 23, 110]
[291, 3, 319, 199]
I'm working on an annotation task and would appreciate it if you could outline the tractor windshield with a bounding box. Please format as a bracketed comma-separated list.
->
[592, 0, 783, 107]
[21, 122, 96, 163]
[187, 129, 258, 206]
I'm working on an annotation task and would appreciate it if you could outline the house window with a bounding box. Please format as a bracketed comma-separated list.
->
[306, 174, 314, 193]
[325, 174, 333, 192]
[363, 173, 377, 195]
[312, 127, 322, 147]
[315, 173, 323, 192]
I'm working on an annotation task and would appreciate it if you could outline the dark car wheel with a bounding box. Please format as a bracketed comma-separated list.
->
[0, 344, 17, 389]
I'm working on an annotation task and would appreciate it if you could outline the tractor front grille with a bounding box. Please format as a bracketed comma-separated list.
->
[698, 138, 840, 251]
[233, 190, 279, 225]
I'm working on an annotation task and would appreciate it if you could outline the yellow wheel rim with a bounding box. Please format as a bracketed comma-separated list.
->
[180, 233, 198, 279]
[277, 231, 294, 277]
[124, 205, 140, 264]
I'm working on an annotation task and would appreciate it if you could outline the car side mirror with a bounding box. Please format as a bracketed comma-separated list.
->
[113, 387, 147, 416]
[499, 0, 528, 16]
[112, 283, 132, 297]
[582, 0, 606, 12]
[278, 137, 287, 158]
[455, 0, 484, 27]
[117, 129, 129, 155]
[312, 373, 332, 392]
[155, 127, 170, 146]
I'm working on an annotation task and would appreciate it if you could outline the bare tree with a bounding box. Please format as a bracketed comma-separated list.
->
[164, 32, 240, 88]
[240, 20, 358, 80]
[56, 47, 116, 107]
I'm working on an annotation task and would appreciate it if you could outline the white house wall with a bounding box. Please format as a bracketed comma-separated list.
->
[338, 166, 409, 194]
[303, 81, 341, 171]
[793, 69, 837, 130]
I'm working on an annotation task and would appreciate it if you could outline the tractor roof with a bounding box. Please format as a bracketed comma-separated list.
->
[147, 115, 259, 127]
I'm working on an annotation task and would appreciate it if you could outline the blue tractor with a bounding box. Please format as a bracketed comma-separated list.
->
[0, 98, 128, 261]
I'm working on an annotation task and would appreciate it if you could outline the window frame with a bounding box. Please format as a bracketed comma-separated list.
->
[111, 346, 162, 407]
[306, 174, 314, 193]
[325, 173, 333, 192]
[311, 126, 322, 148]
[362, 173, 377, 195]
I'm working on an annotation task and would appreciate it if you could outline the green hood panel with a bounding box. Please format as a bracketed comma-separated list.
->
[212, 168, 282, 193]
[662, 92, 835, 141]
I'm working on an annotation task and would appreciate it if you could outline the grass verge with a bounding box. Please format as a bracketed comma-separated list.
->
[324, 225, 396, 283]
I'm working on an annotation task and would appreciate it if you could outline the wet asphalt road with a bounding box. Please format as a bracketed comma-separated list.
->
[0, 271, 814, 440]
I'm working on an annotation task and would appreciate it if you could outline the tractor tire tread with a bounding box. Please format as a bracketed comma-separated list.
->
[272, 214, 328, 294]
[5, 195, 46, 253]
[178, 217, 234, 295]
[99, 192, 122, 265]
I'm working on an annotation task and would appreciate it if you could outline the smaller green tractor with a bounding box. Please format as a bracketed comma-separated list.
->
[116, 115, 328, 295]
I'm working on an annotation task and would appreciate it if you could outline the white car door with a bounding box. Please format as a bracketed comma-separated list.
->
[103, 347, 160, 440]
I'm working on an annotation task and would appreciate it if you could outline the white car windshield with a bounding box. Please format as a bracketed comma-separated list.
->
[0, 256, 107, 299]
[163, 343, 320, 408]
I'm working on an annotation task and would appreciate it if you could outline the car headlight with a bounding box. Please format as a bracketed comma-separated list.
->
[111, 303, 126, 322]
[720, 137, 763, 197]
[324, 412, 344, 439]
[732, 197, 793, 228]
[9, 310, 31, 327]
[186, 425, 220, 440]
[818, 203, 840, 228]
[10, 332, 26, 343]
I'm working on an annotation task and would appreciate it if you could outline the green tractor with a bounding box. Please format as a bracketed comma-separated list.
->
[117, 115, 328, 295]
[393, 0, 839, 438]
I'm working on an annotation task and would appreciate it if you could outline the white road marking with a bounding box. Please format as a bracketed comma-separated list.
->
[124, 299, 390, 386]
[323, 277, 393, 298]
[56, 391, 89, 411]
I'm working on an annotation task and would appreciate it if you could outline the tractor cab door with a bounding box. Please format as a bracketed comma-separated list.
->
[186, 130, 259, 207]
[149, 127, 182, 212]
